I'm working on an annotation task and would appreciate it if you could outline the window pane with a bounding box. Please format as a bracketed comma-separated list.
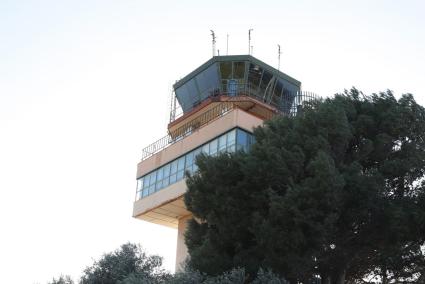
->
[177, 170, 184, 180]
[170, 174, 177, 183]
[220, 62, 232, 79]
[170, 160, 178, 174]
[137, 178, 144, 191]
[259, 70, 273, 95]
[148, 185, 155, 195]
[248, 63, 263, 89]
[144, 174, 150, 187]
[202, 143, 209, 154]
[218, 134, 227, 152]
[228, 144, 236, 152]
[227, 129, 236, 145]
[177, 157, 185, 171]
[210, 139, 218, 155]
[185, 151, 194, 169]
[156, 180, 163, 190]
[196, 63, 220, 101]
[237, 129, 248, 150]
[163, 176, 170, 187]
[149, 172, 156, 185]
[233, 62, 245, 79]
[163, 164, 170, 178]
[156, 168, 163, 181]
[142, 188, 148, 197]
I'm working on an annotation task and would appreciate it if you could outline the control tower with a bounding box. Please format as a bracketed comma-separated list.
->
[133, 55, 314, 270]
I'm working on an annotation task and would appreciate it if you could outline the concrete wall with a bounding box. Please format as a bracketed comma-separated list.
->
[137, 108, 263, 178]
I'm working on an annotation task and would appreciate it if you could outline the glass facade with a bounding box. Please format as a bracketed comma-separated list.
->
[136, 128, 254, 200]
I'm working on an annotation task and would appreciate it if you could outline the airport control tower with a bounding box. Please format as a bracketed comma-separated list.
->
[132, 55, 315, 270]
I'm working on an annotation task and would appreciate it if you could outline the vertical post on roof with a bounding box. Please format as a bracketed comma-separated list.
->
[248, 29, 253, 55]
[210, 30, 216, 57]
[278, 44, 282, 71]
[226, 34, 229, 55]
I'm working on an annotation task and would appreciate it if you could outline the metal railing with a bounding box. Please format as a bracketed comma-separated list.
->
[141, 102, 235, 161]
[169, 82, 318, 122]
[142, 85, 318, 161]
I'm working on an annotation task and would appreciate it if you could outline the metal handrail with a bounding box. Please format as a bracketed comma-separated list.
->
[141, 88, 318, 161]
[141, 102, 235, 161]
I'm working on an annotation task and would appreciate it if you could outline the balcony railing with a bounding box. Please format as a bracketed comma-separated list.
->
[141, 102, 235, 161]
[141, 87, 318, 162]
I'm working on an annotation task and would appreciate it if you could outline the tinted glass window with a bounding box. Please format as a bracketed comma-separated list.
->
[248, 63, 263, 90]
[196, 63, 220, 101]
[233, 62, 245, 79]
[220, 62, 232, 79]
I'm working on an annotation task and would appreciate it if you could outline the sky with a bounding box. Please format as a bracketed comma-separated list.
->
[0, 1, 424, 283]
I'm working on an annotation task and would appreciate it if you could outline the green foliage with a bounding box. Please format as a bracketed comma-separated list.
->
[48, 275, 74, 284]
[80, 243, 170, 284]
[184, 89, 425, 283]
[168, 268, 288, 284]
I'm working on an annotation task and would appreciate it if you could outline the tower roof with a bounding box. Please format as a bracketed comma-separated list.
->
[173, 55, 302, 114]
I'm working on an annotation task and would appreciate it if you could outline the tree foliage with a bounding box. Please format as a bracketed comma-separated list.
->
[184, 89, 425, 283]
[79, 243, 169, 284]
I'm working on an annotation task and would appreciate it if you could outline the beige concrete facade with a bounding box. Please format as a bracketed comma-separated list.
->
[134, 105, 267, 271]
[136, 108, 263, 178]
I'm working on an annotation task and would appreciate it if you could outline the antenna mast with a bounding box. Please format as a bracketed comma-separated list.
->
[226, 34, 229, 55]
[278, 44, 282, 71]
[248, 29, 253, 55]
[210, 30, 216, 56]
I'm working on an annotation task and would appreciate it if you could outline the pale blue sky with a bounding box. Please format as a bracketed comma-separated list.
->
[0, 1, 424, 283]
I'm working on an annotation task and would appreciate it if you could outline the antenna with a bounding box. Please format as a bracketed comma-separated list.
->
[277, 44, 282, 71]
[210, 30, 216, 56]
[226, 34, 229, 55]
[248, 29, 253, 55]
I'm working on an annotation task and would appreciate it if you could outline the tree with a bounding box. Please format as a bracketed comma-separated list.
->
[80, 243, 170, 284]
[48, 275, 74, 284]
[184, 89, 425, 283]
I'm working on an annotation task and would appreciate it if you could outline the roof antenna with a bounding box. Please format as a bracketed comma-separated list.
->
[226, 34, 229, 55]
[278, 44, 282, 71]
[210, 30, 216, 57]
[218, 49, 220, 56]
[248, 29, 253, 55]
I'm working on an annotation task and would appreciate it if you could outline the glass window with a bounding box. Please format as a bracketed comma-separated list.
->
[227, 129, 236, 146]
[148, 185, 155, 195]
[144, 174, 150, 188]
[218, 134, 227, 152]
[170, 173, 177, 183]
[170, 160, 178, 174]
[163, 164, 170, 179]
[259, 70, 273, 94]
[248, 63, 263, 89]
[185, 151, 194, 169]
[156, 180, 163, 190]
[137, 178, 143, 191]
[196, 63, 220, 101]
[233, 62, 245, 79]
[177, 157, 185, 171]
[202, 143, 209, 154]
[156, 168, 163, 181]
[220, 62, 232, 79]
[136, 128, 255, 200]
[149, 172, 156, 186]
[163, 175, 170, 187]
[210, 139, 218, 155]
[237, 129, 248, 151]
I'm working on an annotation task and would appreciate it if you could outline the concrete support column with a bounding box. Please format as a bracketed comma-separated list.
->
[175, 215, 191, 271]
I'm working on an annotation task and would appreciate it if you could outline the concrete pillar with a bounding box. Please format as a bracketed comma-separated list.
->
[175, 215, 191, 271]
